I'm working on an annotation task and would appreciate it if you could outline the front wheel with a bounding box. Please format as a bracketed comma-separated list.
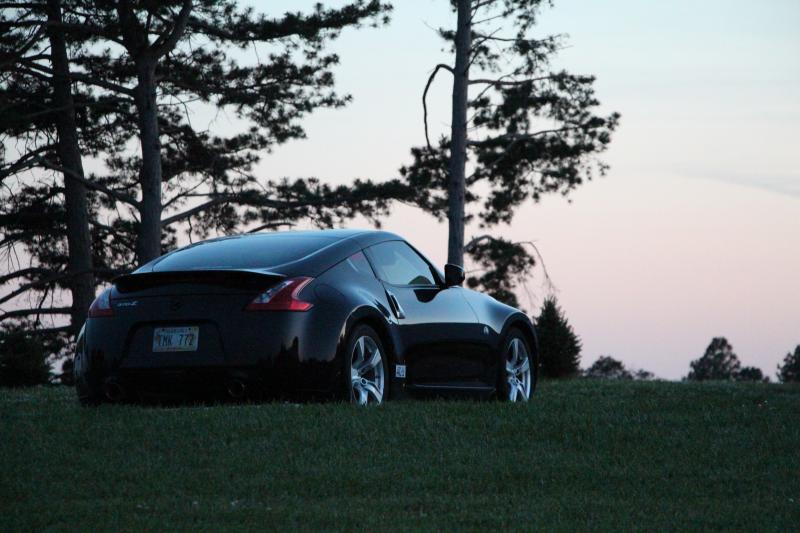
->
[498, 330, 535, 402]
[345, 324, 388, 405]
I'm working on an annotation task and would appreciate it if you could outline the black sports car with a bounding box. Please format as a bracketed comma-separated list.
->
[75, 230, 537, 404]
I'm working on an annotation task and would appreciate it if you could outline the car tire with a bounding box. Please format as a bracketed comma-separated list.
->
[344, 324, 389, 405]
[74, 349, 103, 406]
[497, 328, 535, 402]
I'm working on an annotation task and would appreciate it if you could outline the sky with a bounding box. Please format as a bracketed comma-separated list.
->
[214, 1, 799, 378]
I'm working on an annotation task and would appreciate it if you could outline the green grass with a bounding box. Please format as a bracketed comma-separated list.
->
[1, 380, 798, 531]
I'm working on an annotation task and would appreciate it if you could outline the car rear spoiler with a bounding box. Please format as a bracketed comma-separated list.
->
[113, 269, 285, 293]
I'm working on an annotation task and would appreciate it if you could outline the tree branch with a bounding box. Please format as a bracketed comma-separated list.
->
[0, 267, 52, 286]
[152, 0, 193, 58]
[471, 0, 500, 15]
[466, 126, 580, 147]
[0, 307, 71, 321]
[35, 157, 141, 208]
[423, 63, 455, 150]
[0, 268, 115, 306]
[468, 75, 554, 86]
[0, 143, 56, 179]
[160, 196, 226, 227]
[20, 59, 136, 96]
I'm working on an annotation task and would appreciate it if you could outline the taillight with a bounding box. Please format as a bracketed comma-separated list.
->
[245, 277, 314, 312]
[88, 287, 114, 318]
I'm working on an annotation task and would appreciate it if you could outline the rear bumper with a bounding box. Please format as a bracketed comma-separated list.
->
[115, 365, 284, 401]
[76, 301, 347, 399]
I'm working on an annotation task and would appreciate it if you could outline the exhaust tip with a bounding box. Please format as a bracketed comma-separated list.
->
[226, 379, 247, 400]
[103, 379, 125, 402]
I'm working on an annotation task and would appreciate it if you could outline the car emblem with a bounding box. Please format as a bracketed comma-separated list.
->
[169, 300, 182, 311]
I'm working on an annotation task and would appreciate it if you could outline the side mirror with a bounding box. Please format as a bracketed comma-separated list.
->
[444, 263, 465, 287]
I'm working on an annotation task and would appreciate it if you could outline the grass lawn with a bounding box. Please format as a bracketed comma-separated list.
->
[1, 380, 798, 531]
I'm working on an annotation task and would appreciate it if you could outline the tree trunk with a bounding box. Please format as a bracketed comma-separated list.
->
[447, 0, 472, 267]
[133, 59, 163, 264]
[46, 0, 94, 334]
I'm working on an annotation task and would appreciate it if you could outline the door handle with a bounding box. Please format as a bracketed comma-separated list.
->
[386, 291, 405, 319]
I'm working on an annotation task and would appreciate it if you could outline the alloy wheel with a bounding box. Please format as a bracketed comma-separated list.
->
[350, 335, 385, 405]
[506, 337, 531, 402]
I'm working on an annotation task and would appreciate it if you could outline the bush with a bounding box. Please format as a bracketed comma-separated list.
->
[687, 337, 741, 381]
[777, 345, 800, 383]
[736, 366, 768, 383]
[0, 327, 51, 387]
[583, 356, 655, 380]
[535, 297, 581, 378]
[585, 356, 632, 380]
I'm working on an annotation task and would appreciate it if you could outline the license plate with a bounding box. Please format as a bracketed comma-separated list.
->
[152, 326, 199, 352]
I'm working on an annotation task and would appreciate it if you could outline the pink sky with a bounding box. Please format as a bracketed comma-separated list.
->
[251, 1, 800, 378]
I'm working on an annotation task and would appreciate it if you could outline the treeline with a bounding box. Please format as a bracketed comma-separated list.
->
[2, 297, 799, 387]
[536, 297, 800, 384]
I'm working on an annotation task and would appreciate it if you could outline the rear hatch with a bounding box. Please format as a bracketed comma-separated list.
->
[110, 270, 283, 368]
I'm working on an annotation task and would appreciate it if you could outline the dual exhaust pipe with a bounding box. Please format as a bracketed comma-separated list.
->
[225, 378, 247, 400]
[103, 378, 125, 402]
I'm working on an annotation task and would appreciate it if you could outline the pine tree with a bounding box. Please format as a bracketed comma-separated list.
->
[0, 0, 116, 334]
[687, 337, 741, 381]
[401, 0, 619, 301]
[1, 0, 400, 340]
[535, 297, 581, 378]
[777, 345, 800, 383]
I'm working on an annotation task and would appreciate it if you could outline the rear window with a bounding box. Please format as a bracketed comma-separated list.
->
[151, 234, 336, 271]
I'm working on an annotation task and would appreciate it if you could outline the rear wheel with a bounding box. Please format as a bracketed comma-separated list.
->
[345, 325, 388, 405]
[498, 329, 534, 402]
[74, 342, 103, 406]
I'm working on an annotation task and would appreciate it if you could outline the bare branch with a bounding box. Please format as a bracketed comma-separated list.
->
[468, 75, 554, 86]
[247, 221, 294, 233]
[466, 126, 579, 147]
[465, 234, 555, 296]
[0, 307, 71, 321]
[160, 196, 226, 227]
[422, 63, 455, 150]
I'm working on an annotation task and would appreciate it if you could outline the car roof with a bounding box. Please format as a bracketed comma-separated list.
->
[136, 229, 407, 277]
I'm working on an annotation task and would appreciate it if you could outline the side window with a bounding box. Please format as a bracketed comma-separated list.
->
[366, 241, 436, 286]
[345, 251, 375, 277]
